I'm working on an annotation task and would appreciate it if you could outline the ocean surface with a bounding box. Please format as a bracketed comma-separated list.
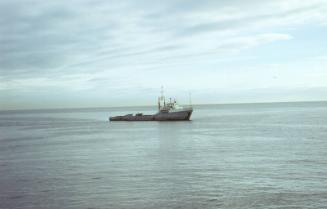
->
[0, 102, 327, 209]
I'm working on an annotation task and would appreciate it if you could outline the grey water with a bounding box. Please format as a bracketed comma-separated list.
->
[0, 102, 327, 209]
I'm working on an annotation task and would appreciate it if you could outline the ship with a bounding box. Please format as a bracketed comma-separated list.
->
[109, 88, 193, 121]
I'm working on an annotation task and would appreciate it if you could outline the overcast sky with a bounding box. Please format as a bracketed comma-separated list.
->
[1, 0, 327, 110]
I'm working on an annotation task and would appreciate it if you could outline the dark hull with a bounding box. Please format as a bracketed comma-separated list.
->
[109, 110, 192, 121]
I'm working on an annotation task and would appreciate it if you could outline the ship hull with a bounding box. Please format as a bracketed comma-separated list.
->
[109, 109, 192, 121]
[154, 110, 192, 121]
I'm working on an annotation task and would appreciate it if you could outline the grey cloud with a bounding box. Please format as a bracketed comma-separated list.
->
[1, 0, 326, 80]
[175, 2, 327, 37]
[0, 0, 120, 78]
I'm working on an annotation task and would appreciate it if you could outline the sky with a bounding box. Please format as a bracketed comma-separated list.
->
[1, 0, 327, 110]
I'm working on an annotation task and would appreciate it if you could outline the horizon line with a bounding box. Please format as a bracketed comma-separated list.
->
[1, 99, 326, 112]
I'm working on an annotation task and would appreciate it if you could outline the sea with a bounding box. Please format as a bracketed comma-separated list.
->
[0, 101, 326, 209]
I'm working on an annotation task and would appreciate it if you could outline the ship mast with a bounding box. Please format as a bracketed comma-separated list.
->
[161, 86, 166, 106]
[158, 86, 165, 110]
[161, 86, 164, 100]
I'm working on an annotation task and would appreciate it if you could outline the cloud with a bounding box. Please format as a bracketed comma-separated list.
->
[0, 0, 327, 108]
[1, 0, 323, 77]
[0, 74, 94, 91]
[215, 33, 293, 52]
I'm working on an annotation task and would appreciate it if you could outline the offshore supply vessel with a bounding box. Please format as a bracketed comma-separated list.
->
[109, 89, 193, 121]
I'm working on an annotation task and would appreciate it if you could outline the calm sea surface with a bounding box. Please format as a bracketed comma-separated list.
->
[0, 102, 327, 209]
